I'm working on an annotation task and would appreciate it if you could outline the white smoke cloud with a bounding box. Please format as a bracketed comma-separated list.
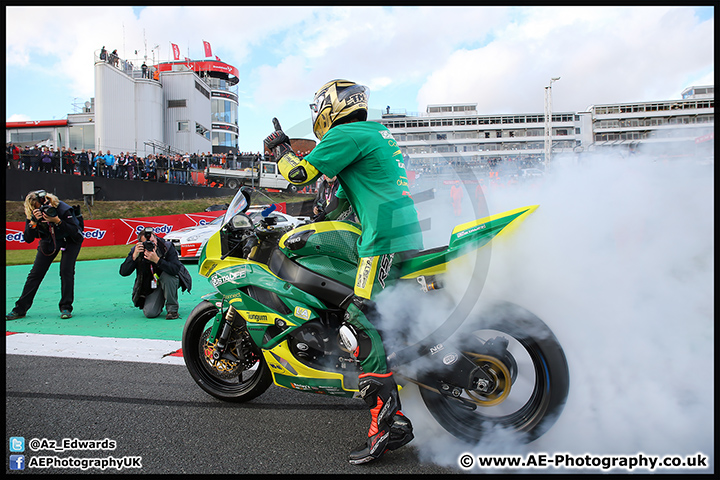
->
[376, 150, 714, 472]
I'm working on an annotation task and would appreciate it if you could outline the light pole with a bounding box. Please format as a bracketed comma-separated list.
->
[544, 77, 560, 168]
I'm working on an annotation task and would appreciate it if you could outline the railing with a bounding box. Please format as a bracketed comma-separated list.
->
[94, 49, 159, 81]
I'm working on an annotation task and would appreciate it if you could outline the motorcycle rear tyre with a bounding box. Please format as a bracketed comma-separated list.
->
[419, 301, 569, 444]
[182, 300, 272, 402]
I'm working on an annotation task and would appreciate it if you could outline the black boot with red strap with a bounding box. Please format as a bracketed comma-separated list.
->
[348, 372, 414, 465]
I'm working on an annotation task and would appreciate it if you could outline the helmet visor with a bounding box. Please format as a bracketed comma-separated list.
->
[309, 92, 326, 125]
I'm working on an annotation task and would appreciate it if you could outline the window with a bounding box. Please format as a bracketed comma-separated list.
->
[10, 130, 51, 144]
[212, 131, 237, 148]
[263, 163, 276, 174]
[195, 81, 210, 99]
[68, 125, 95, 150]
[168, 99, 187, 108]
[196, 122, 209, 139]
[178, 121, 188, 132]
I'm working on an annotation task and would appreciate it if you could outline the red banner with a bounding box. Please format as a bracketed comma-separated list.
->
[203, 40, 212, 58]
[6, 211, 225, 250]
[171, 43, 180, 61]
[157, 59, 238, 79]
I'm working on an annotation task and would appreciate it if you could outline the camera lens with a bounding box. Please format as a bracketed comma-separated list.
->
[40, 204, 57, 217]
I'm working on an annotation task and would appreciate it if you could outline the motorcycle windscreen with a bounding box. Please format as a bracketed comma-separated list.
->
[223, 188, 250, 225]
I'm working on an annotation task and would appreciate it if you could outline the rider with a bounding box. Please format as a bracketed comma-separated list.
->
[265, 79, 423, 464]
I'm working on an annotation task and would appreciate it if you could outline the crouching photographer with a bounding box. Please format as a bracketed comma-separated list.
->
[6, 190, 84, 321]
[119, 227, 191, 319]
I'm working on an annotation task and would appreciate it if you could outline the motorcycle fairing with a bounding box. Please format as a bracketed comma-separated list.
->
[398, 205, 538, 279]
[278, 220, 361, 264]
[208, 259, 328, 311]
[261, 341, 358, 397]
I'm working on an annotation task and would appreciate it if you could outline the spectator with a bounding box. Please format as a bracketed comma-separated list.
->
[100, 46, 107, 61]
[52, 148, 61, 173]
[116, 152, 127, 179]
[145, 155, 157, 181]
[155, 154, 166, 182]
[226, 150, 236, 169]
[77, 149, 91, 176]
[62, 147, 76, 174]
[10, 143, 22, 169]
[141, 62, 148, 78]
[127, 154, 137, 180]
[450, 180, 463, 216]
[40, 147, 53, 173]
[95, 150, 106, 177]
[180, 155, 190, 184]
[105, 150, 116, 178]
[109, 49, 119, 67]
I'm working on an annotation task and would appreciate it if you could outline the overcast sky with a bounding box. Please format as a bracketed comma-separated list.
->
[5, 6, 714, 152]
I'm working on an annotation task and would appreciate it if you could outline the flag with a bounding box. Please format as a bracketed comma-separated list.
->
[171, 43, 180, 61]
[203, 40, 212, 58]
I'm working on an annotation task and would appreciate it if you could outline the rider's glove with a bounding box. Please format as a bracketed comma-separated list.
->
[264, 118, 293, 159]
[266, 118, 321, 186]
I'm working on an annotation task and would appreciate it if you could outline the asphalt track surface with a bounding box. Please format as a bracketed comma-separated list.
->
[6, 258, 459, 474]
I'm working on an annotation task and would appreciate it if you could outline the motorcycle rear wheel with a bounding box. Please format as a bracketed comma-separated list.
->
[182, 300, 272, 402]
[419, 301, 569, 444]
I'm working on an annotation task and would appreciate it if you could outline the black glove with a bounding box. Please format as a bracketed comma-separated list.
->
[264, 118, 292, 158]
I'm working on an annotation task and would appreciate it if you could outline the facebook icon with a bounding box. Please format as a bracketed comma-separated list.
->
[10, 454, 25, 470]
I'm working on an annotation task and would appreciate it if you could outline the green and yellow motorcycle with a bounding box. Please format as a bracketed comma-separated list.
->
[182, 187, 569, 444]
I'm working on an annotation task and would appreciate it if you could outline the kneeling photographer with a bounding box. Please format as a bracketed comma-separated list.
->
[7, 190, 84, 321]
[119, 227, 191, 319]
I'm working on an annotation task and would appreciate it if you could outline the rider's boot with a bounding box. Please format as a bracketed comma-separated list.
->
[348, 372, 413, 465]
[387, 411, 414, 451]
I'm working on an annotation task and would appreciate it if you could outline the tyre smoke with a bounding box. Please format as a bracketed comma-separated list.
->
[383, 152, 714, 473]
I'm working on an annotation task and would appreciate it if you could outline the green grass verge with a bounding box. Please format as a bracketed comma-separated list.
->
[6, 245, 131, 266]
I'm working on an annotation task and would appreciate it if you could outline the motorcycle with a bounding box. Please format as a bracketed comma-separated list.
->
[182, 187, 569, 445]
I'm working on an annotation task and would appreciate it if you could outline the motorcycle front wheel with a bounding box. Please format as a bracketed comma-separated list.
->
[182, 300, 272, 402]
[419, 301, 569, 444]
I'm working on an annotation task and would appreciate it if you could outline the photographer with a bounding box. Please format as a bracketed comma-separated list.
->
[119, 227, 191, 319]
[6, 190, 84, 321]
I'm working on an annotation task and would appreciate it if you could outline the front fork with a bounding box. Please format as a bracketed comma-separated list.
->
[209, 298, 245, 362]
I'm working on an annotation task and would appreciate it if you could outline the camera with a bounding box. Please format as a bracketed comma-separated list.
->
[39, 204, 58, 217]
[142, 241, 155, 252]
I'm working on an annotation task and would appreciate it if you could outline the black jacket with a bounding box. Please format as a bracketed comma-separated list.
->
[24, 201, 84, 249]
[119, 237, 192, 307]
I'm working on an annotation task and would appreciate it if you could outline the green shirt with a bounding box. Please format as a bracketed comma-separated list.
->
[305, 121, 423, 257]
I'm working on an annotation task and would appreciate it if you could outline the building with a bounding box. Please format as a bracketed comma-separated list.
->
[378, 86, 713, 171]
[6, 48, 241, 158]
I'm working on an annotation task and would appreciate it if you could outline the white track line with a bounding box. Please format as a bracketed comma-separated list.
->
[5, 332, 185, 365]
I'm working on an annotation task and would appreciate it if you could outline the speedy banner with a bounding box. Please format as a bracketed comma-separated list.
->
[6, 211, 225, 250]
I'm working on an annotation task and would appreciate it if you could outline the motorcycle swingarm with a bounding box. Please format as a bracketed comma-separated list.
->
[407, 348, 500, 408]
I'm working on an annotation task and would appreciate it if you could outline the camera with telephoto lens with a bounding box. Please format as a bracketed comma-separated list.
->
[39, 204, 58, 217]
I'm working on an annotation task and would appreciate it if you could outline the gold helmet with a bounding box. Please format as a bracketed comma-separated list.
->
[310, 79, 369, 140]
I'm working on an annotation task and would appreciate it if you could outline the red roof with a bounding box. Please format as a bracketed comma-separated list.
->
[6, 119, 68, 128]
